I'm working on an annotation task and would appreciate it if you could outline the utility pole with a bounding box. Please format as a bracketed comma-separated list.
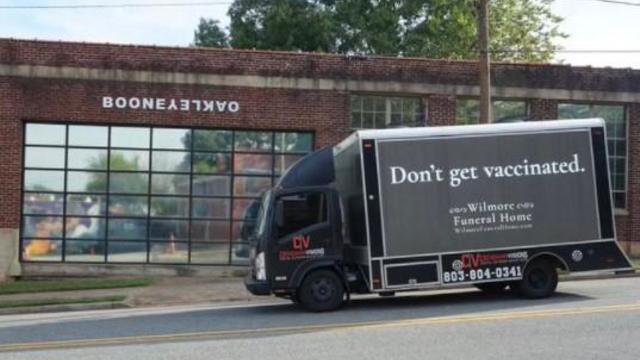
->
[478, 0, 491, 123]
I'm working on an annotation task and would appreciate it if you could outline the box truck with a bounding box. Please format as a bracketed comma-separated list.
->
[245, 119, 632, 311]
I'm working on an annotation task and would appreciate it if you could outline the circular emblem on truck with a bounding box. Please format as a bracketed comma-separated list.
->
[452, 259, 463, 271]
[571, 250, 583, 262]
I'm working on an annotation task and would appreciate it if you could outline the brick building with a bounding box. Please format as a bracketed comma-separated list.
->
[0, 38, 639, 279]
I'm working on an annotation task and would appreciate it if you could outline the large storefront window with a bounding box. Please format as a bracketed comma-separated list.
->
[456, 99, 528, 125]
[350, 95, 425, 129]
[21, 123, 313, 264]
[559, 103, 627, 209]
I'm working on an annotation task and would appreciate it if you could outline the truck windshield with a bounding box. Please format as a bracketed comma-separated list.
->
[254, 190, 272, 241]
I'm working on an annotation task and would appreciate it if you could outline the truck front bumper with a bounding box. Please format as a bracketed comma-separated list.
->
[244, 275, 271, 296]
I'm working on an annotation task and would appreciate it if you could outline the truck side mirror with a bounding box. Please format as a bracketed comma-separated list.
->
[275, 200, 284, 228]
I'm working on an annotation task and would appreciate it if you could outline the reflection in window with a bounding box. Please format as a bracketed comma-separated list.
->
[25, 124, 66, 145]
[110, 150, 149, 171]
[153, 128, 190, 149]
[67, 171, 107, 193]
[68, 125, 108, 147]
[193, 153, 231, 174]
[24, 147, 65, 169]
[68, 148, 108, 170]
[234, 131, 272, 152]
[456, 98, 528, 125]
[24, 170, 65, 192]
[21, 123, 313, 264]
[350, 95, 425, 129]
[111, 127, 150, 148]
[276, 192, 327, 238]
[559, 103, 627, 208]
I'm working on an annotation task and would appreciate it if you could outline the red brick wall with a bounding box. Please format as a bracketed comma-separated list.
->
[428, 95, 456, 126]
[0, 77, 351, 228]
[529, 99, 558, 120]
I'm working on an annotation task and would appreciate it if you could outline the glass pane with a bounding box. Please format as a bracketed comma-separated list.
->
[25, 124, 66, 145]
[231, 242, 251, 265]
[152, 151, 190, 172]
[274, 133, 313, 153]
[233, 176, 271, 197]
[24, 147, 65, 168]
[111, 127, 150, 148]
[151, 174, 190, 195]
[67, 171, 107, 193]
[190, 220, 231, 242]
[192, 175, 231, 197]
[109, 195, 148, 217]
[193, 152, 231, 174]
[150, 219, 189, 241]
[374, 112, 385, 128]
[66, 194, 107, 216]
[191, 242, 230, 264]
[22, 239, 62, 261]
[193, 130, 232, 151]
[456, 99, 480, 125]
[109, 173, 149, 194]
[68, 125, 108, 147]
[65, 217, 105, 239]
[233, 198, 261, 221]
[559, 103, 590, 119]
[65, 240, 105, 262]
[273, 155, 303, 176]
[492, 100, 527, 122]
[110, 150, 149, 171]
[614, 192, 625, 209]
[22, 216, 63, 238]
[362, 113, 374, 129]
[68, 148, 108, 170]
[108, 218, 148, 240]
[192, 198, 230, 219]
[152, 128, 190, 150]
[149, 242, 188, 263]
[232, 221, 255, 242]
[234, 131, 272, 152]
[234, 153, 272, 175]
[150, 197, 189, 218]
[24, 170, 65, 192]
[22, 193, 63, 215]
[351, 111, 362, 129]
[107, 242, 147, 263]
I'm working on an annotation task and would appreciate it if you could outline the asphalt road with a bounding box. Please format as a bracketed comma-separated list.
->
[1, 276, 639, 359]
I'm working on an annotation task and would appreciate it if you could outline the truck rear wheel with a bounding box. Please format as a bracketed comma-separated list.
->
[513, 259, 558, 299]
[298, 270, 344, 312]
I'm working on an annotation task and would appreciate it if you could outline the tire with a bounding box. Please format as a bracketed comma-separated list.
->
[474, 282, 508, 294]
[298, 270, 345, 312]
[513, 259, 558, 299]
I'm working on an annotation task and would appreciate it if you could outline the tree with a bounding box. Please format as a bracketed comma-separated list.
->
[196, 0, 565, 62]
[193, 18, 229, 48]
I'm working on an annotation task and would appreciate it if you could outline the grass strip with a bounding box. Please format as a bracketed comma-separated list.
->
[0, 278, 152, 295]
[0, 295, 126, 309]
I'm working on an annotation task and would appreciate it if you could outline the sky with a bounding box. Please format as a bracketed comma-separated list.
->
[0, 0, 639, 69]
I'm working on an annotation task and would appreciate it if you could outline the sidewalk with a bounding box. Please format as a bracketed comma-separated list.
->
[0, 270, 637, 315]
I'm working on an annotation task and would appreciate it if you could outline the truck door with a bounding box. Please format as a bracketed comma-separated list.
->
[269, 190, 338, 287]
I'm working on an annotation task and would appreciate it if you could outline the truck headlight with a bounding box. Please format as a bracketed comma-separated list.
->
[255, 252, 266, 281]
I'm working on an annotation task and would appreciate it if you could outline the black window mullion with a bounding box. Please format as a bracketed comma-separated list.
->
[188, 129, 194, 264]
[62, 125, 69, 262]
[104, 126, 112, 263]
[228, 131, 236, 265]
[146, 127, 153, 264]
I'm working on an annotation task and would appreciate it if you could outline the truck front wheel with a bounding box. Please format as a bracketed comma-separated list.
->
[513, 259, 558, 299]
[298, 270, 345, 312]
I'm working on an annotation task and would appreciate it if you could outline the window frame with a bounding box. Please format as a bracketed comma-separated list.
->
[350, 94, 427, 129]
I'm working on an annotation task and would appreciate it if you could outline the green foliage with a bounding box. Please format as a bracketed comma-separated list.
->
[193, 18, 229, 48]
[196, 0, 565, 62]
[0, 296, 127, 309]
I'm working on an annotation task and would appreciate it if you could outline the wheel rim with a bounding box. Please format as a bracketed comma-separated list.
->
[310, 277, 336, 303]
[527, 268, 549, 290]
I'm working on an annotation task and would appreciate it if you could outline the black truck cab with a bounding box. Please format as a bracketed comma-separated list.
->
[245, 148, 355, 311]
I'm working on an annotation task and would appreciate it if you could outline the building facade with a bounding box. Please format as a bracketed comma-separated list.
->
[1, 38, 639, 279]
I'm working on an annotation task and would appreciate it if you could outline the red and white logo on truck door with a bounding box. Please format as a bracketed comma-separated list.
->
[292, 235, 311, 250]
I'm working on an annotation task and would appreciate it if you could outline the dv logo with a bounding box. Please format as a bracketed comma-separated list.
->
[292, 235, 310, 250]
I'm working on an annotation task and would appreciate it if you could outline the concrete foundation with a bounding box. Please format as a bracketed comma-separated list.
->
[0, 229, 21, 282]
[620, 241, 640, 259]
[20, 263, 247, 279]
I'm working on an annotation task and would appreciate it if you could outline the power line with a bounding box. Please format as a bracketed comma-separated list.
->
[0, 1, 232, 9]
[588, 0, 640, 6]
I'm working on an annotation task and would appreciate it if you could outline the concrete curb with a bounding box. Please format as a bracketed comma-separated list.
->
[0, 301, 130, 316]
[560, 269, 639, 282]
